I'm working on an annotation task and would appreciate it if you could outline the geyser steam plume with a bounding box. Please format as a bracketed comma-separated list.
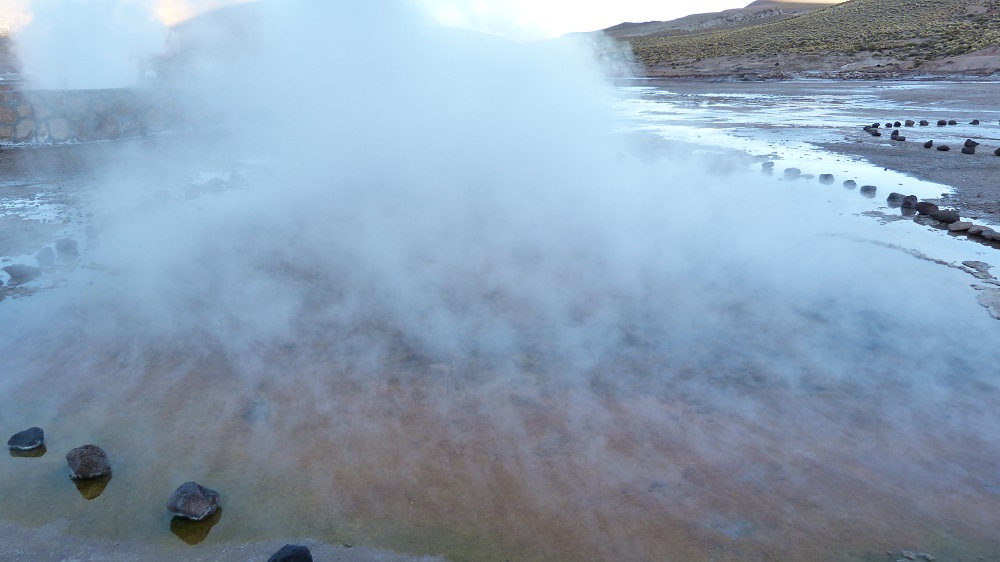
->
[1, 1, 1000, 561]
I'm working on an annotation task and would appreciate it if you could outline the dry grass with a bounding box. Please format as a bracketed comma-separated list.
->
[624, 0, 1000, 65]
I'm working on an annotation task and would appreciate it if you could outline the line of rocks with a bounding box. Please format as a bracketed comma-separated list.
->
[862, 120, 1000, 156]
[6, 426, 312, 561]
[762, 164, 999, 246]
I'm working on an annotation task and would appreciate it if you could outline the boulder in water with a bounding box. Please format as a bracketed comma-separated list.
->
[7, 427, 44, 450]
[2, 264, 41, 285]
[962, 146, 976, 155]
[923, 140, 933, 148]
[914, 201, 939, 214]
[930, 209, 960, 224]
[167, 482, 221, 521]
[819, 174, 835, 184]
[843, 180, 857, 189]
[267, 544, 314, 562]
[937, 145, 951, 151]
[66, 445, 111, 479]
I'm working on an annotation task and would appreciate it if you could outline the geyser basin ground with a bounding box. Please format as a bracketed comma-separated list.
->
[2, 82, 1000, 562]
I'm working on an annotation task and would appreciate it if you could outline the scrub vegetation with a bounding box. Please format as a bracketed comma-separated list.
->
[619, 0, 1000, 65]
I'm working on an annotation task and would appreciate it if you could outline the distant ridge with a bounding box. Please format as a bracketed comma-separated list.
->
[608, 0, 1000, 79]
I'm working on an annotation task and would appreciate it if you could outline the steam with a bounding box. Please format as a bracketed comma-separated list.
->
[14, 0, 166, 89]
[2, 1, 1000, 560]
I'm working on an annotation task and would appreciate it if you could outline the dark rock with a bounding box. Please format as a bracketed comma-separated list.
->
[937, 145, 951, 151]
[843, 180, 857, 189]
[905, 120, 915, 127]
[871, 130, 882, 137]
[886, 192, 905, 206]
[995, 148, 1000, 156]
[894, 121, 902, 128]
[914, 201, 939, 214]
[167, 482, 221, 521]
[923, 140, 933, 148]
[890, 129, 899, 137]
[2, 264, 42, 285]
[7, 427, 44, 450]
[919, 120, 929, 126]
[871, 122, 881, 129]
[267, 544, 314, 562]
[783, 168, 801, 179]
[965, 139, 980, 148]
[901, 206, 917, 217]
[948, 119, 958, 125]
[971, 119, 980, 125]
[930, 209, 960, 224]
[863, 125, 872, 132]
[892, 136, 906, 142]
[66, 445, 112, 479]
[962, 146, 976, 155]
[35, 247, 55, 267]
[948, 221, 974, 232]
[819, 174, 835, 184]
[937, 120, 947, 126]
[902, 195, 918, 209]
[55, 238, 79, 258]
[860, 185, 877, 194]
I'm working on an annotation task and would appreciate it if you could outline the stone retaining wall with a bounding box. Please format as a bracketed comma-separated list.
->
[0, 84, 181, 145]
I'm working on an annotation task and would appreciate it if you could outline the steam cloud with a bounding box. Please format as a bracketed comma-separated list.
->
[1, 1, 999, 560]
[14, 0, 166, 89]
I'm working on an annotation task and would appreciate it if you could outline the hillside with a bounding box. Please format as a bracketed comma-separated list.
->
[603, 2, 837, 40]
[614, 0, 1000, 78]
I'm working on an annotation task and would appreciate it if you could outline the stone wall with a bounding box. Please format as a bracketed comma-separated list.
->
[0, 84, 182, 145]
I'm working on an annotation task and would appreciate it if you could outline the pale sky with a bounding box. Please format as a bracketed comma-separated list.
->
[0, 0, 843, 39]
[416, 0, 843, 41]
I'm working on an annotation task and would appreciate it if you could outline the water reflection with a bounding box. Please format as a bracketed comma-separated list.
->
[170, 507, 223, 545]
[9, 445, 46, 458]
[73, 473, 112, 500]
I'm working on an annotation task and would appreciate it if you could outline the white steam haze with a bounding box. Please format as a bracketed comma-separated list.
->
[1, 1, 1000, 561]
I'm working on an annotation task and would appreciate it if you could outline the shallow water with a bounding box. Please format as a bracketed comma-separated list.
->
[2, 84, 1000, 562]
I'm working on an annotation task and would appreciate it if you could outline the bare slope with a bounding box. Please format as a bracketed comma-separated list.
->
[615, 0, 1000, 78]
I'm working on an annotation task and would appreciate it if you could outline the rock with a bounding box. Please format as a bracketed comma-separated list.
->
[905, 119, 915, 127]
[819, 174, 835, 184]
[167, 482, 221, 521]
[892, 136, 906, 142]
[919, 120, 929, 126]
[948, 221, 974, 232]
[923, 140, 933, 148]
[930, 209, 960, 224]
[902, 195, 918, 208]
[902, 552, 917, 561]
[948, 119, 958, 125]
[7, 427, 44, 450]
[267, 544, 314, 562]
[968, 225, 985, 235]
[761, 161, 775, 169]
[937, 120, 947, 126]
[887, 192, 905, 206]
[843, 180, 857, 189]
[66, 445, 112, 479]
[971, 119, 980, 125]
[860, 185, 877, 194]
[871, 130, 882, 137]
[964, 139, 979, 147]
[2, 264, 42, 285]
[783, 167, 801, 179]
[982, 228, 998, 240]
[871, 122, 881, 129]
[937, 145, 950, 151]
[995, 147, 1000, 156]
[55, 238, 79, 258]
[893, 121, 902, 127]
[885, 122, 893, 128]
[962, 146, 976, 155]
[35, 247, 55, 267]
[915, 201, 938, 214]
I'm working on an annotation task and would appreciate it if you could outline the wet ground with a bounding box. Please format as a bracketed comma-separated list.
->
[2, 83, 1000, 562]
